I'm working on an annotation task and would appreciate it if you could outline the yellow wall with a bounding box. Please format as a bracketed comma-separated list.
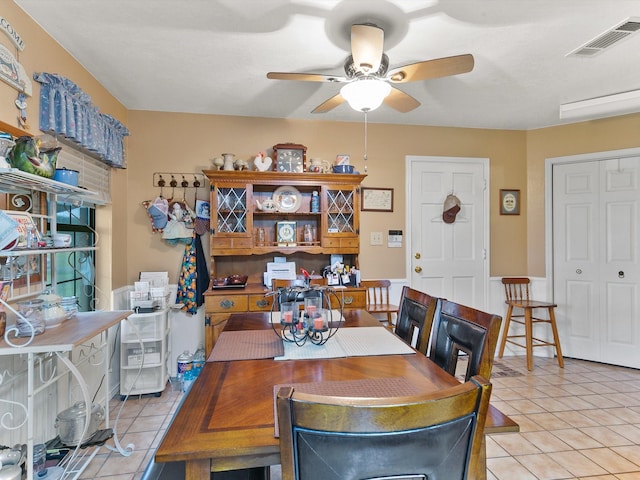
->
[0, 1, 129, 298]
[526, 114, 640, 276]
[4, 2, 640, 288]
[127, 111, 527, 282]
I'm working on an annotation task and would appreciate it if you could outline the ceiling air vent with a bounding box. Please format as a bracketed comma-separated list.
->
[568, 17, 640, 57]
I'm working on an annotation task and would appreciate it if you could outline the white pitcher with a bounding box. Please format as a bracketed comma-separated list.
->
[222, 153, 235, 171]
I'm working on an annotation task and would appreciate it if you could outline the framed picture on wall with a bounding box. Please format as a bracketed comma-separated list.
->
[500, 189, 520, 215]
[361, 187, 394, 212]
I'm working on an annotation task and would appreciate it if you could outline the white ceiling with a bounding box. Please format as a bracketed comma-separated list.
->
[14, 0, 640, 130]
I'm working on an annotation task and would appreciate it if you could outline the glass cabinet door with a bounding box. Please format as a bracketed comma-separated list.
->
[326, 187, 356, 234]
[215, 187, 247, 233]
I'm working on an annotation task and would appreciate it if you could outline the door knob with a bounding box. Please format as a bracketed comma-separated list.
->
[415, 266, 422, 273]
[414, 253, 421, 259]
[576, 269, 582, 274]
[618, 271, 625, 278]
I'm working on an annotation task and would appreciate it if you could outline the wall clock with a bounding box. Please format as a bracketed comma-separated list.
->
[273, 143, 307, 173]
[276, 221, 297, 245]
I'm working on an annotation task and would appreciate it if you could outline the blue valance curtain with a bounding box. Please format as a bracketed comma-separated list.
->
[33, 72, 129, 168]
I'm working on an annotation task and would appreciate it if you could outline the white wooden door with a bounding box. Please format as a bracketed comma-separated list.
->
[407, 157, 488, 310]
[553, 157, 640, 368]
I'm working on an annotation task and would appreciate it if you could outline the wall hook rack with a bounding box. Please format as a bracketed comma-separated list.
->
[153, 172, 206, 189]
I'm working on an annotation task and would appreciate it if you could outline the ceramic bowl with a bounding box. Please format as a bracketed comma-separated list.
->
[332, 165, 354, 174]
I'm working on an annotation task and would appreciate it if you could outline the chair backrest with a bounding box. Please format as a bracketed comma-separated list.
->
[277, 375, 492, 480]
[502, 277, 531, 303]
[360, 279, 392, 307]
[394, 286, 440, 354]
[272, 279, 297, 290]
[429, 300, 502, 381]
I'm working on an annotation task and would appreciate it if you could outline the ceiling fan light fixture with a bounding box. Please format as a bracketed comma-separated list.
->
[340, 78, 391, 112]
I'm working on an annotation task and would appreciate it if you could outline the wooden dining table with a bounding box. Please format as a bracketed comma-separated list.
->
[155, 309, 516, 480]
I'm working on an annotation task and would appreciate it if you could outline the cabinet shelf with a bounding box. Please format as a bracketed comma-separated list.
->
[0, 168, 97, 196]
[0, 246, 96, 257]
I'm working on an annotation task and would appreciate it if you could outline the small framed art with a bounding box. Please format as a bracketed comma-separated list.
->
[500, 189, 520, 215]
[361, 187, 394, 212]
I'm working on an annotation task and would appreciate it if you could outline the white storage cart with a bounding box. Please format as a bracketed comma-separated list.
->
[120, 307, 169, 398]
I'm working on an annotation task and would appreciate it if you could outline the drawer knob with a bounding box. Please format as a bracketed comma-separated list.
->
[344, 296, 354, 305]
[256, 299, 269, 308]
[220, 299, 235, 309]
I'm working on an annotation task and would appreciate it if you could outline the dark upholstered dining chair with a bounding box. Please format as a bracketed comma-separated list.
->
[428, 299, 502, 382]
[394, 286, 441, 355]
[276, 375, 492, 480]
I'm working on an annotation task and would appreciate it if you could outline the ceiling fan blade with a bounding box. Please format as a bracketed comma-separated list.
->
[385, 86, 420, 113]
[312, 93, 345, 113]
[351, 24, 384, 74]
[386, 54, 474, 83]
[267, 72, 347, 83]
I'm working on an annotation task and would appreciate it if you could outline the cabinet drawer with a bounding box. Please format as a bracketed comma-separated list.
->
[205, 294, 249, 312]
[322, 237, 359, 249]
[212, 236, 253, 249]
[249, 294, 274, 311]
[328, 290, 366, 309]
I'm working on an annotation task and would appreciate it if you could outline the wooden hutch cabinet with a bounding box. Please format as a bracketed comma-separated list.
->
[202, 171, 367, 353]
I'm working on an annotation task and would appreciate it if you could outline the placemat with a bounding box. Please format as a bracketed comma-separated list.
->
[207, 330, 284, 362]
[273, 377, 423, 437]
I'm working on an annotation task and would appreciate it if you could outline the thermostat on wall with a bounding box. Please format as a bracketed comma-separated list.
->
[388, 230, 402, 248]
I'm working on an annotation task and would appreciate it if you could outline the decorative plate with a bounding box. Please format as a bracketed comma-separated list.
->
[272, 186, 302, 213]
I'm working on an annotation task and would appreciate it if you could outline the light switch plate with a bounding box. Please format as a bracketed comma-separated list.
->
[370, 231, 383, 245]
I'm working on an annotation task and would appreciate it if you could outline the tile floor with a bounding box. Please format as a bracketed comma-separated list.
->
[79, 356, 640, 480]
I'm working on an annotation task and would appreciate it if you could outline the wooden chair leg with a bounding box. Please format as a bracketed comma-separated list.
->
[525, 308, 534, 371]
[548, 307, 564, 368]
[498, 305, 513, 358]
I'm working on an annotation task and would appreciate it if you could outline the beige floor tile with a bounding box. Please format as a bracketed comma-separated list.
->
[578, 426, 634, 447]
[616, 473, 640, 479]
[552, 410, 602, 428]
[520, 431, 572, 453]
[491, 433, 542, 456]
[580, 394, 626, 409]
[581, 447, 640, 474]
[125, 414, 167, 433]
[607, 407, 640, 424]
[583, 408, 632, 426]
[550, 428, 605, 449]
[531, 397, 576, 412]
[521, 412, 573, 431]
[487, 456, 538, 480]
[485, 436, 510, 458]
[96, 450, 146, 476]
[610, 426, 640, 446]
[514, 453, 573, 480]
[547, 450, 608, 477]
[611, 444, 640, 470]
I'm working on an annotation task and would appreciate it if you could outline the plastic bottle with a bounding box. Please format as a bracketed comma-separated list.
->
[192, 344, 205, 377]
[176, 350, 193, 392]
[310, 191, 320, 213]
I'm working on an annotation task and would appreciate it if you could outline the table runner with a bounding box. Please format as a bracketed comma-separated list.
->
[207, 330, 284, 362]
[273, 377, 424, 437]
[275, 326, 415, 360]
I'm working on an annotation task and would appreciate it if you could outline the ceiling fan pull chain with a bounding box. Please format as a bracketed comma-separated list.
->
[363, 111, 368, 173]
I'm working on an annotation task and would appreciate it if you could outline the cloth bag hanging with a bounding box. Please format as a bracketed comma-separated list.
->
[176, 234, 209, 314]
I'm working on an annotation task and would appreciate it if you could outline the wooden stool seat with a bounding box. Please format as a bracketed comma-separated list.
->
[498, 277, 564, 371]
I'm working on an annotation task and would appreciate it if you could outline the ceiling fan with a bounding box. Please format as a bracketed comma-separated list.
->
[267, 23, 474, 114]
